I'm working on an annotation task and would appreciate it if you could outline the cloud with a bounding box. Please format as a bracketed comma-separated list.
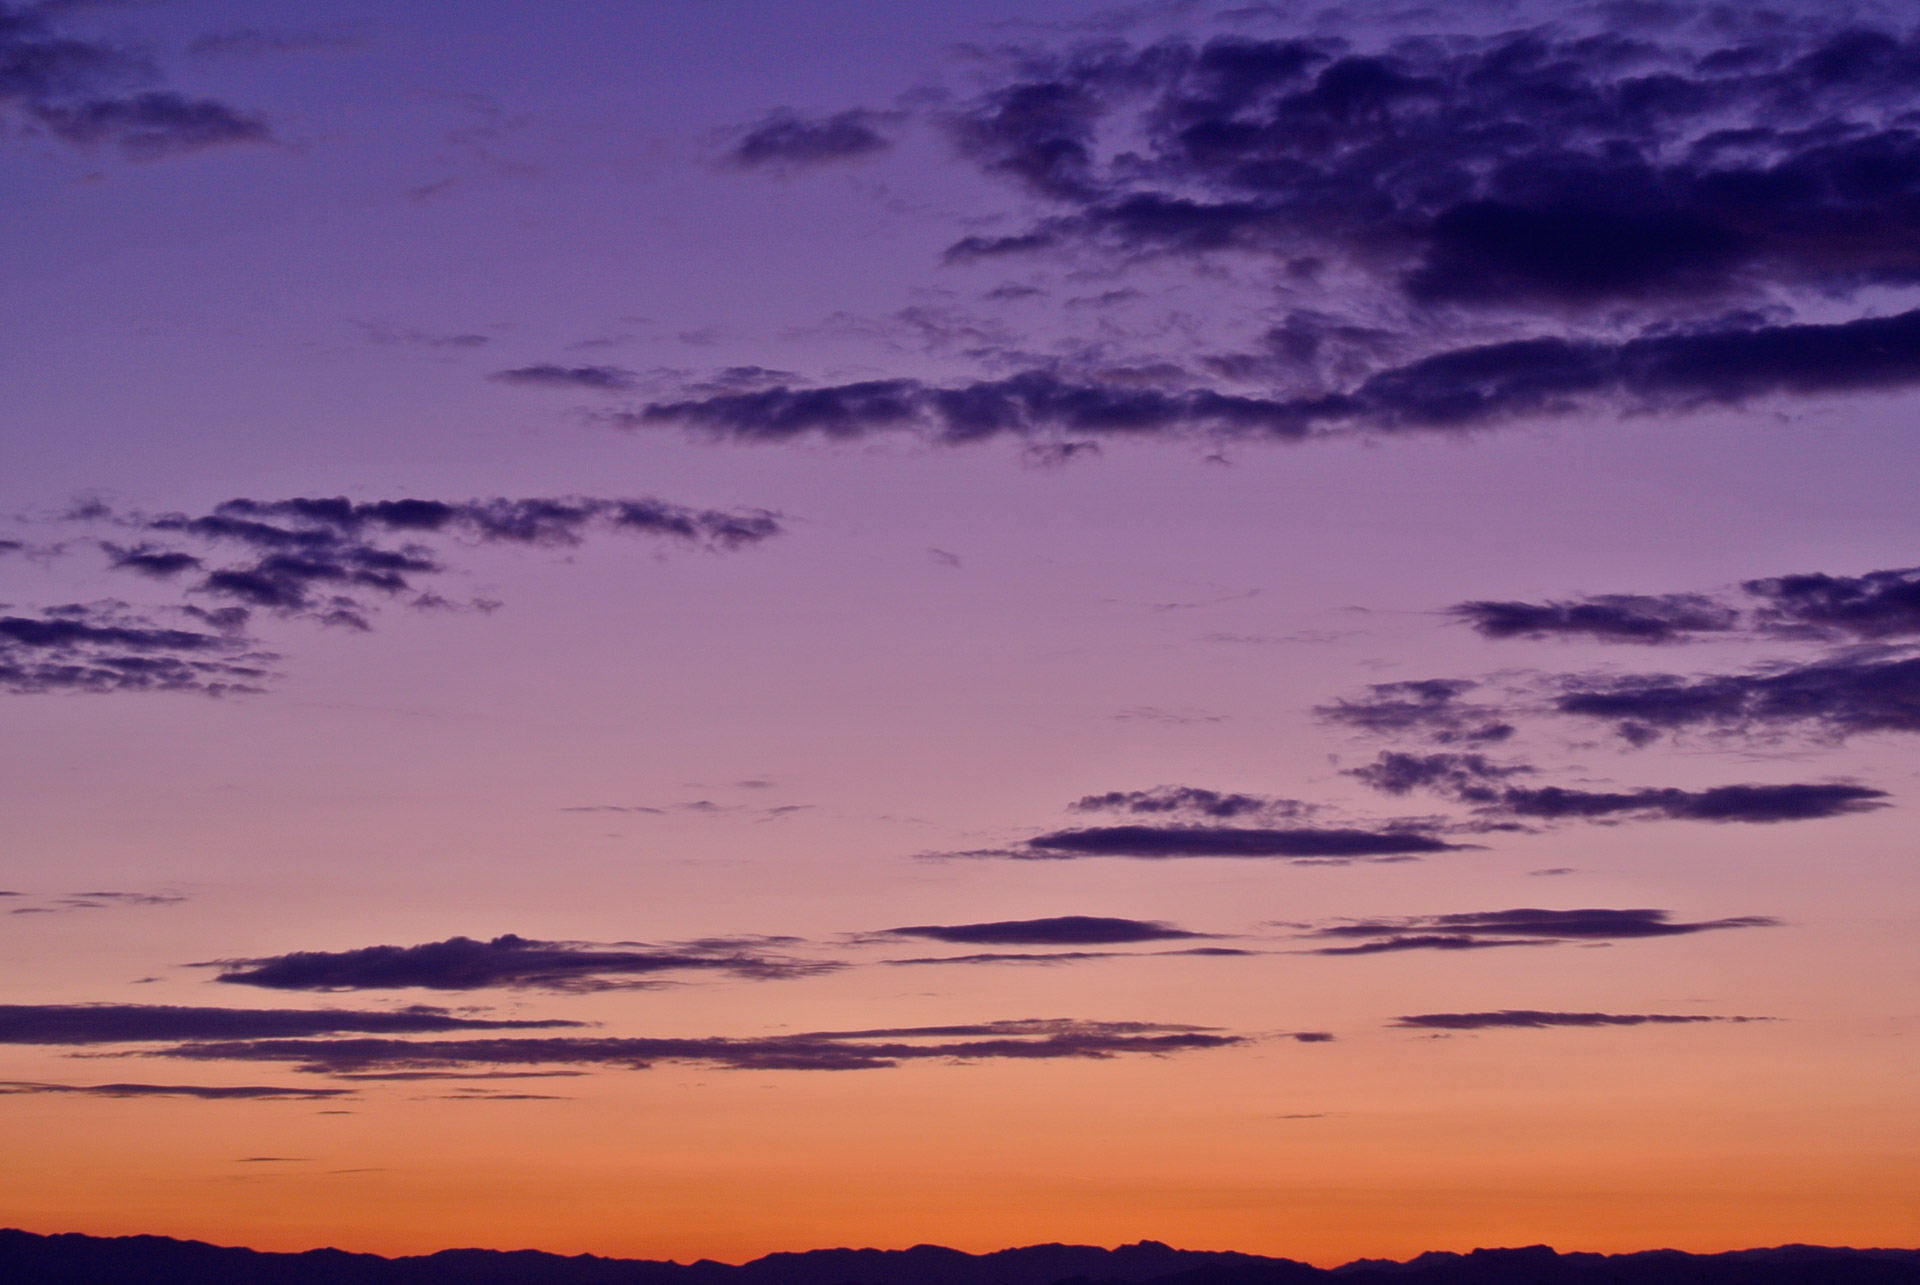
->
[640, 14, 1920, 452]
[207, 934, 835, 994]
[1317, 679, 1514, 744]
[1345, 751, 1531, 799]
[1393, 1011, 1767, 1030]
[1451, 594, 1741, 643]
[882, 916, 1208, 946]
[1554, 652, 1920, 743]
[489, 365, 640, 392]
[1746, 566, 1920, 641]
[0, 1080, 353, 1100]
[1017, 825, 1460, 860]
[1453, 566, 1920, 645]
[0, 601, 273, 696]
[1302, 907, 1776, 954]
[32, 92, 269, 158]
[0, 493, 783, 695]
[149, 1018, 1246, 1074]
[9, 890, 188, 915]
[1491, 781, 1889, 823]
[1346, 753, 1889, 824]
[0, 1004, 581, 1045]
[728, 109, 894, 169]
[1068, 785, 1307, 820]
[631, 310, 1920, 444]
[942, 20, 1920, 308]
[0, 4, 271, 158]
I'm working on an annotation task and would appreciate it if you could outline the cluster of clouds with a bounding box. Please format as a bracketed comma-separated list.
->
[1318, 556, 1920, 751]
[0, 2, 270, 158]
[0, 999, 1242, 1080]
[0, 493, 782, 695]
[563, 7, 1920, 452]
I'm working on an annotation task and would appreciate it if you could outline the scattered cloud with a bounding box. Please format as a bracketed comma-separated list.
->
[0, 1081, 354, 1100]
[150, 1018, 1246, 1074]
[1452, 595, 1741, 644]
[1347, 753, 1890, 824]
[490, 365, 640, 392]
[1016, 824, 1460, 860]
[1393, 1011, 1768, 1030]
[1555, 652, 1920, 744]
[1453, 566, 1920, 646]
[1, 4, 271, 158]
[727, 108, 895, 169]
[0, 601, 274, 696]
[1317, 679, 1514, 744]
[1300, 907, 1776, 955]
[8, 890, 188, 916]
[206, 934, 837, 994]
[0, 1004, 580, 1045]
[1, 493, 782, 695]
[881, 916, 1209, 945]
[1069, 785, 1308, 821]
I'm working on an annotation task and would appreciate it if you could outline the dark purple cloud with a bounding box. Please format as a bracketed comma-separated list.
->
[1067, 786, 1305, 820]
[1746, 567, 1920, 641]
[489, 365, 640, 392]
[0, 5, 270, 158]
[0, 602, 272, 696]
[1451, 595, 1741, 643]
[1303, 907, 1776, 955]
[149, 1018, 1245, 1074]
[1346, 753, 1889, 824]
[0, 1004, 580, 1045]
[631, 309, 1920, 444]
[1394, 1011, 1767, 1030]
[1452, 565, 1920, 646]
[942, 20, 1920, 307]
[1019, 825, 1459, 860]
[0, 1080, 353, 1100]
[1, 494, 784, 696]
[882, 916, 1205, 946]
[1555, 652, 1920, 743]
[728, 108, 893, 169]
[1317, 679, 1514, 745]
[208, 934, 835, 993]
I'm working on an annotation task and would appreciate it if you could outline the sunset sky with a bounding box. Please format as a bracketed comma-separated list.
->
[2, 0, 1918, 1265]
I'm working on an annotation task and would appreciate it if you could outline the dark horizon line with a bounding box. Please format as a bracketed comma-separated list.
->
[5, 1226, 1919, 1284]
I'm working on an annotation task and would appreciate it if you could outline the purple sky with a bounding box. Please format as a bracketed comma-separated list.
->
[2, 0, 1918, 1265]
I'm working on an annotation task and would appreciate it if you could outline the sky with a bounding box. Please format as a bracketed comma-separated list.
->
[2, 0, 1919, 1266]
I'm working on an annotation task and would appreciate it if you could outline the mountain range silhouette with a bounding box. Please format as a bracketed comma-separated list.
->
[5, 1231, 1919, 1285]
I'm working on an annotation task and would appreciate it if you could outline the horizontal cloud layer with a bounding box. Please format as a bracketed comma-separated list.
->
[1017, 825, 1460, 860]
[1454, 564, 1920, 645]
[1302, 908, 1775, 955]
[0, 1004, 579, 1045]
[1395, 1011, 1766, 1030]
[0, 603, 273, 697]
[1348, 753, 1889, 824]
[150, 1018, 1244, 1074]
[882, 916, 1206, 946]
[0, 1080, 353, 1100]
[209, 934, 833, 993]
[630, 309, 1920, 445]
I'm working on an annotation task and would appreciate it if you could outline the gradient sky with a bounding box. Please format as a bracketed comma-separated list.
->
[3, 0, 1919, 1266]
